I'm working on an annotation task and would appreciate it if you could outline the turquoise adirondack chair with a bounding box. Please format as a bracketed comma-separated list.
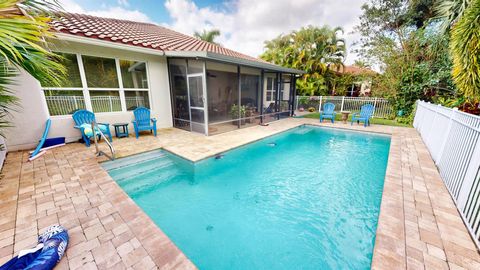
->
[320, 103, 336, 123]
[351, 104, 374, 127]
[72, 110, 112, 147]
[132, 107, 157, 138]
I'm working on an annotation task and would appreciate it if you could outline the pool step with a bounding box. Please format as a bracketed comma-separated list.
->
[294, 127, 314, 134]
[118, 165, 182, 195]
[108, 157, 175, 182]
[101, 149, 167, 171]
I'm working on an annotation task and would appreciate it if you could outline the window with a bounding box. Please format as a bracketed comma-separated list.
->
[120, 61, 148, 89]
[120, 60, 150, 110]
[82, 56, 119, 88]
[266, 77, 276, 102]
[41, 53, 150, 115]
[125, 91, 150, 110]
[42, 53, 82, 88]
[89, 91, 122, 113]
[41, 53, 85, 116]
[44, 89, 85, 116]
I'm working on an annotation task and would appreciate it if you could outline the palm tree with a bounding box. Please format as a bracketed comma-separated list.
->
[0, 0, 65, 133]
[450, 0, 480, 101]
[435, 0, 472, 32]
[194, 29, 221, 45]
[261, 26, 346, 95]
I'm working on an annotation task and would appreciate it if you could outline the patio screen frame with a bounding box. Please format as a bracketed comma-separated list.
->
[167, 57, 297, 136]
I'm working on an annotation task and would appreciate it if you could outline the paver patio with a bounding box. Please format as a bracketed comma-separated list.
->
[0, 118, 478, 269]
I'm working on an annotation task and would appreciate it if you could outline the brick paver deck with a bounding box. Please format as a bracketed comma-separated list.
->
[0, 118, 478, 269]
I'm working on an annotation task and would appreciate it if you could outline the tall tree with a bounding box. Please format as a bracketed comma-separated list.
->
[450, 0, 480, 102]
[194, 29, 221, 45]
[355, 0, 457, 117]
[0, 0, 66, 132]
[260, 25, 346, 96]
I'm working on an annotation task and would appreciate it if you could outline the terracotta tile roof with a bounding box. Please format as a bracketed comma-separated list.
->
[341, 65, 376, 75]
[50, 12, 270, 65]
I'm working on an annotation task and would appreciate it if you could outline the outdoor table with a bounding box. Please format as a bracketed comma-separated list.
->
[340, 111, 351, 124]
[113, 123, 129, 138]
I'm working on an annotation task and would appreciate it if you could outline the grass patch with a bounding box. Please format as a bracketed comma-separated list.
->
[299, 112, 412, 127]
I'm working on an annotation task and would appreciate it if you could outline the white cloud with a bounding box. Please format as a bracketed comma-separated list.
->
[58, 0, 151, 23]
[164, 0, 366, 64]
[117, 0, 129, 7]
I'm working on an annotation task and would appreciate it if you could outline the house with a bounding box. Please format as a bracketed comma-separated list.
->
[5, 13, 303, 151]
[339, 65, 376, 97]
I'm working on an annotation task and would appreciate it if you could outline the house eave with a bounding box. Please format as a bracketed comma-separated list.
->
[53, 33, 166, 56]
[164, 50, 305, 74]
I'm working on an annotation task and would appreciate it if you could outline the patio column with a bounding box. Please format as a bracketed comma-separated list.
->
[289, 74, 295, 116]
[275, 72, 281, 120]
[237, 65, 241, 128]
[260, 69, 265, 124]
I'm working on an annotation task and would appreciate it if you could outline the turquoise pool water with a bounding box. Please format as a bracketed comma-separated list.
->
[103, 125, 391, 269]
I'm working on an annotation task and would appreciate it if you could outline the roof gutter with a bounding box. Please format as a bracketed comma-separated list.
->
[53, 33, 166, 56]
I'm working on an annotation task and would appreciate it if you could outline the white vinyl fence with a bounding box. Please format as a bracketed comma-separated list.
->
[295, 96, 393, 118]
[413, 100, 480, 248]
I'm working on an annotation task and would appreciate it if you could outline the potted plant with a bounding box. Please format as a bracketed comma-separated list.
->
[230, 104, 246, 125]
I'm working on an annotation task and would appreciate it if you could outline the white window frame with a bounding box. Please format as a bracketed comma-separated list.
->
[41, 52, 152, 117]
[266, 77, 275, 102]
[120, 60, 151, 111]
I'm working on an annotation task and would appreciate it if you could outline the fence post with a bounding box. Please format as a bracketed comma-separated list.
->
[340, 96, 345, 112]
[319, 96, 323, 112]
[436, 107, 458, 165]
[373, 97, 378, 117]
[295, 96, 299, 111]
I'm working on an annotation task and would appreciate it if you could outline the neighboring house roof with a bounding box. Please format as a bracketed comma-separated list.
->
[340, 65, 376, 76]
[50, 12, 303, 74]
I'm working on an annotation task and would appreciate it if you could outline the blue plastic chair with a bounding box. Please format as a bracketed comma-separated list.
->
[132, 107, 157, 138]
[351, 104, 374, 127]
[72, 110, 112, 147]
[320, 103, 336, 123]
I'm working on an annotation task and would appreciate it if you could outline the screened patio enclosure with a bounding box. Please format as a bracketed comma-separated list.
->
[168, 58, 300, 135]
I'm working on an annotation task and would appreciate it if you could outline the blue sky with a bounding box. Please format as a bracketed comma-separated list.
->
[60, 0, 366, 64]
[66, 0, 229, 24]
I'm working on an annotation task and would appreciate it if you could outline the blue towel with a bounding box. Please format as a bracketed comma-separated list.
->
[0, 225, 68, 270]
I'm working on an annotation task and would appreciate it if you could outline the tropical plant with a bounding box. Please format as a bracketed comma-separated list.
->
[435, 0, 472, 32]
[194, 29, 221, 45]
[0, 0, 66, 134]
[229, 104, 246, 119]
[355, 0, 459, 117]
[449, 0, 480, 102]
[261, 25, 346, 96]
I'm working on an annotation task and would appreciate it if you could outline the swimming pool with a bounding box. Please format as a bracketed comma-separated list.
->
[102, 125, 391, 269]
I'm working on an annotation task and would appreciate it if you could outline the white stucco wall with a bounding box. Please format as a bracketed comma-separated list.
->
[4, 40, 172, 151]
